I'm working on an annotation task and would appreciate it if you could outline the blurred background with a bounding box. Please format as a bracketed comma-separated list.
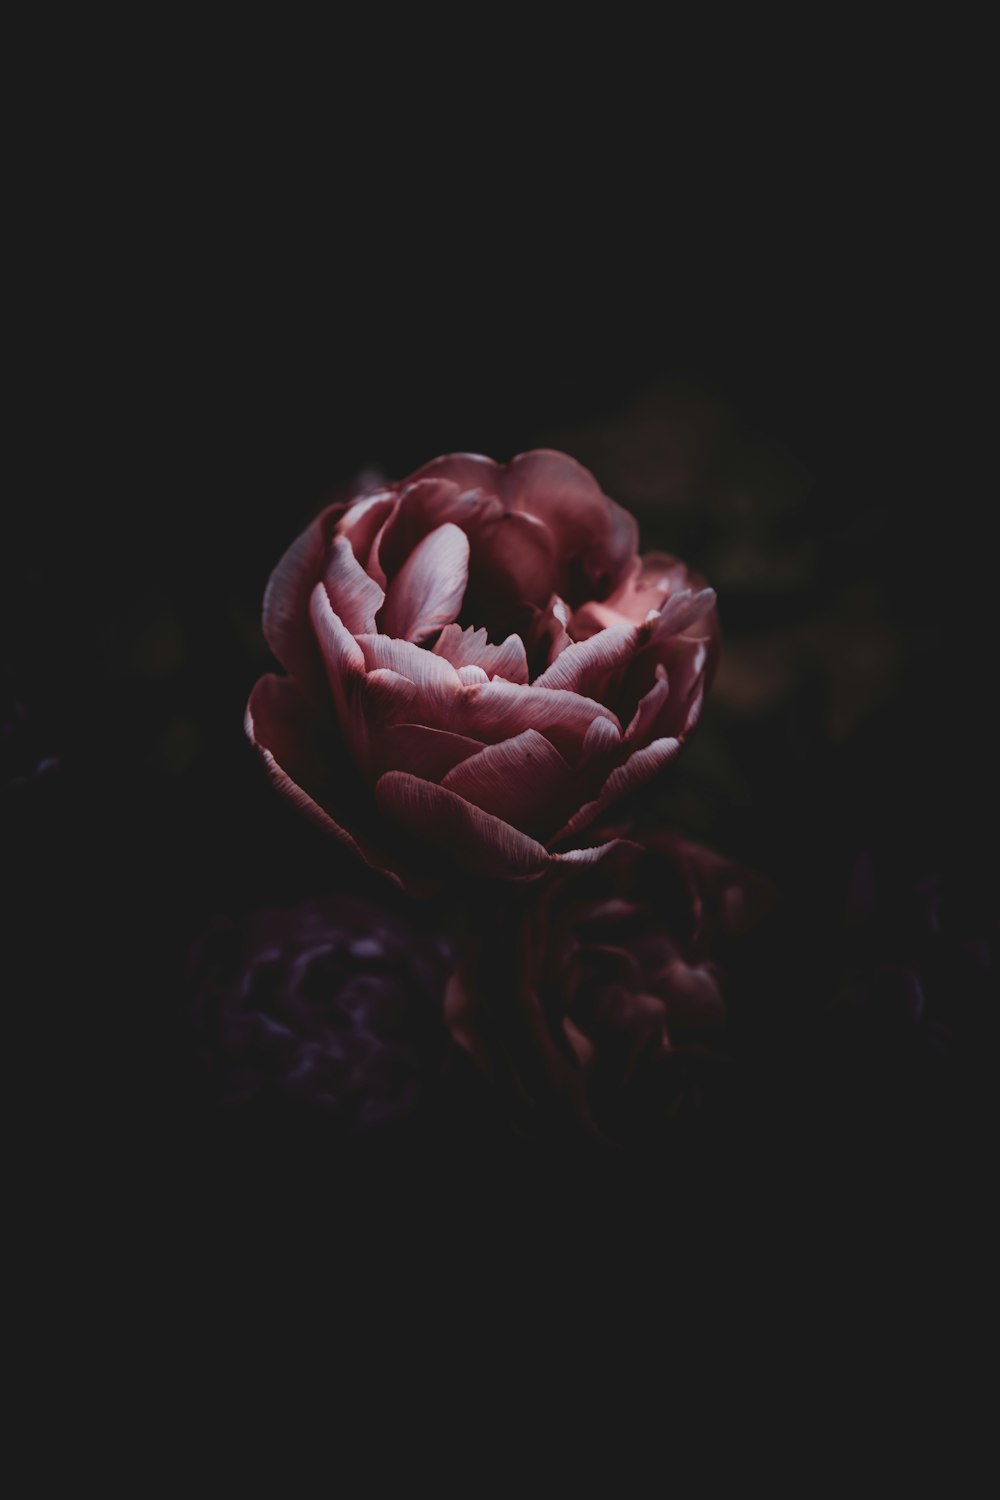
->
[6, 100, 993, 1205]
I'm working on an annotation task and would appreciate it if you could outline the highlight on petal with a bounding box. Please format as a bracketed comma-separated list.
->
[421, 676, 621, 762]
[432, 624, 529, 684]
[440, 728, 571, 835]
[375, 477, 495, 581]
[532, 621, 639, 698]
[378, 522, 470, 643]
[336, 491, 398, 565]
[356, 632, 462, 689]
[323, 535, 385, 635]
[262, 500, 345, 693]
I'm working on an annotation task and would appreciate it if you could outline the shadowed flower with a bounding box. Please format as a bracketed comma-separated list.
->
[444, 830, 772, 1137]
[247, 451, 718, 889]
[192, 894, 456, 1127]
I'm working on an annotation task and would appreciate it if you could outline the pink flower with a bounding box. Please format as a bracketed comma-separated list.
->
[444, 831, 772, 1135]
[246, 451, 718, 890]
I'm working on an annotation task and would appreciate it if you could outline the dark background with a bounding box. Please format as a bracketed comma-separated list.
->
[7, 79, 992, 1241]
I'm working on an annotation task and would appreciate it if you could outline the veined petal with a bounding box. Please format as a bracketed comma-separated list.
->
[245, 674, 415, 889]
[548, 736, 683, 846]
[375, 477, 496, 581]
[424, 677, 621, 761]
[262, 500, 345, 693]
[323, 535, 385, 635]
[379, 522, 470, 643]
[533, 622, 639, 698]
[432, 624, 529, 684]
[376, 723, 485, 782]
[336, 491, 398, 564]
[356, 633, 462, 688]
[376, 771, 553, 879]
[440, 729, 571, 835]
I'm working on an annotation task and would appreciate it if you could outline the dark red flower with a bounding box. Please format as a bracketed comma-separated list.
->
[443, 830, 772, 1136]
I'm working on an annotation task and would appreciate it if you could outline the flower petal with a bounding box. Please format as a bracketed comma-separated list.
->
[245, 674, 412, 890]
[323, 535, 385, 635]
[548, 736, 684, 845]
[262, 501, 345, 694]
[378, 522, 471, 643]
[532, 622, 639, 698]
[375, 478, 496, 581]
[356, 633, 462, 688]
[427, 677, 621, 761]
[440, 729, 571, 835]
[432, 624, 529, 684]
[376, 770, 553, 879]
[336, 491, 399, 564]
[376, 723, 485, 782]
[503, 449, 638, 600]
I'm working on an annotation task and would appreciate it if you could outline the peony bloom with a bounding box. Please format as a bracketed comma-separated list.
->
[246, 451, 718, 889]
[444, 830, 772, 1135]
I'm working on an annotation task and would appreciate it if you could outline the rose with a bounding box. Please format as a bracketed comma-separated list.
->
[246, 451, 718, 890]
[443, 830, 772, 1135]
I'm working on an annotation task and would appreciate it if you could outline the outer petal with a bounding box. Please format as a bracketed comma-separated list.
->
[418, 677, 621, 761]
[245, 674, 416, 891]
[378, 522, 470, 643]
[323, 535, 385, 635]
[503, 450, 638, 600]
[262, 501, 345, 696]
[405, 452, 504, 496]
[440, 728, 572, 836]
[375, 772, 633, 880]
[548, 736, 684, 846]
[376, 770, 554, 879]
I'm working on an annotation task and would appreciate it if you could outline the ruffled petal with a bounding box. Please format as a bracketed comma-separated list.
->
[378, 522, 470, 643]
[432, 624, 529, 684]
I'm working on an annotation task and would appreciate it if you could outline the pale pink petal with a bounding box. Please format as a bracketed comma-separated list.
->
[548, 736, 683, 846]
[582, 716, 623, 756]
[423, 677, 621, 761]
[532, 622, 639, 698]
[376, 723, 485, 782]
[356, 634, 462, 689]
[651, 586, 717, 640]
[376, 770, 553, 879]
[375, 477, 497, 581]
[378, 522, 470, 643]
[336, 491, 398, 564]
[651, 636, 710, 738]
[262, 500, 345, 694]
[457, 665, 489, 685]
[440, 729, 571, 835]
[432, 624, 529, 684]
[322, 535, 385, 635]
[309, 581, 365, 681]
